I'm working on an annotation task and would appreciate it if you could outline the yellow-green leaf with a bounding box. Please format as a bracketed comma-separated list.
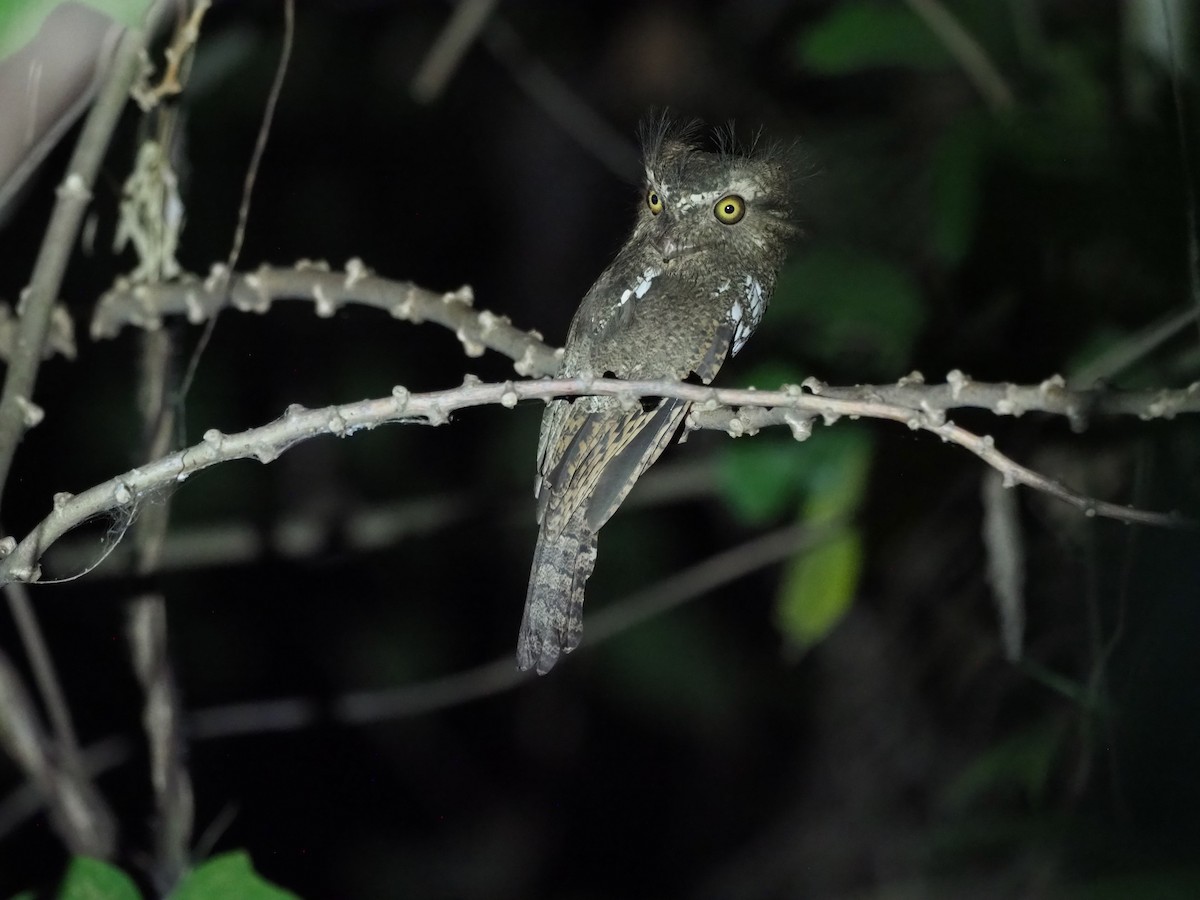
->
[776, 527, 862, 651]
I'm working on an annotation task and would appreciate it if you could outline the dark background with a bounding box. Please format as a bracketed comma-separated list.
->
[1, 0, 1199, 896]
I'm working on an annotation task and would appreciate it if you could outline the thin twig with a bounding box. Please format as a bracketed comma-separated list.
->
[479, 17, 641, 180]
[411, 0, 500, 103]
[905, 0, 1014, 111]
[0, 650, 116, 856]
[179, 0, 295, 401]
[0, 522, 810, 837]
[3, 583, 81, 773]
[1068, 304, 1199, 386]
[190, 523, 813, 735]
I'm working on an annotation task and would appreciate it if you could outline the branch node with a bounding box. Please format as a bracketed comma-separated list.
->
[784, 411, 813, 441]
[478, 310, 508, 336]
[443, 285, 474, 306]
[513, 345, 540, 377]
[344, 258, 371, 288]
[919, 400, 946, 426]
[184, 288, 206, 324]
[236, 271, 271, 314]
[53, 492, 73, 511]
[15, 396, 44, 428]
[203, 263, 229, 294]
[391, 385, 411, 409]
[56, 173, 92, 202]
[456, 327, 486, 358]
[947, 368, 971, 399]
[801, 376, 825, 394]
[616, 390, 639, 412]
[313, 283, 335, 318]
[898, 370, 926, 386]
[202, 429, 224, 450]
[1038, 373, 1067, 396]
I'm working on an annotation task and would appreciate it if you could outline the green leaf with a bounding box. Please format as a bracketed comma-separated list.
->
[718, 426, 872, 526]
[171, 852, 301, 900]
[800, 428, 872, 524]
[776, 527, 862, 650]
[719, 438, 808, 524]
[0, 0, 153, 62]
[773, 430, 872, 650]
[797, 2, 953, 74]
[57, 858, 141, 900]
[772, 246, 927, 376]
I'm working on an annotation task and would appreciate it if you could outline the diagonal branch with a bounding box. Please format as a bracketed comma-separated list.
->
[0, 376, 1187, 589]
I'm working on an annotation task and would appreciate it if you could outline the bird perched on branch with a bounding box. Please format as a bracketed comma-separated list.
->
[518, 116, 800, 674]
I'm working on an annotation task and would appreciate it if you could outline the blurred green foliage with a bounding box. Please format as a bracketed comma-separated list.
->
[772, 247, 928, 376]
[55, 858, 138, 900]
[0, 0, 155, 61]
[721, 426, 873, 650]
[45, 852, 301, 900]
[796, 2, 954, 73]
[170, 852, 301, 900]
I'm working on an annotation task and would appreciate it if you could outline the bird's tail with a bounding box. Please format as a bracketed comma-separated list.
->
[517, 517, 597, 674]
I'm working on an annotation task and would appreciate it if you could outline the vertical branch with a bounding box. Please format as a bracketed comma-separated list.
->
[0, 1, 166, 864]
[0, 10, 161, 502]
[126, 200, 193, 896]
[904, 0, 1014, 111]
[128, 593, 193, 891]
[0, 648, 115, 857]
[1161, 1, 1200, 342]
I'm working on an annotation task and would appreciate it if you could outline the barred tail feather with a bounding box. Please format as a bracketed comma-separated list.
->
[517, 518, 597, 675]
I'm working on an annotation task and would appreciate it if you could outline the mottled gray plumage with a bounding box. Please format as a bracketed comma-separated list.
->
[518, 117, 798, 674]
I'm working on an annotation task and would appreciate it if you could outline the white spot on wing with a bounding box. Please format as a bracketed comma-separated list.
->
[618, 265, 662, 307]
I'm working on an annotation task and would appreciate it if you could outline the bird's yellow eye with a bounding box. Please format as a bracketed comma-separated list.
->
[647, 188, 664, 215]
[714, 194, 745, 224]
